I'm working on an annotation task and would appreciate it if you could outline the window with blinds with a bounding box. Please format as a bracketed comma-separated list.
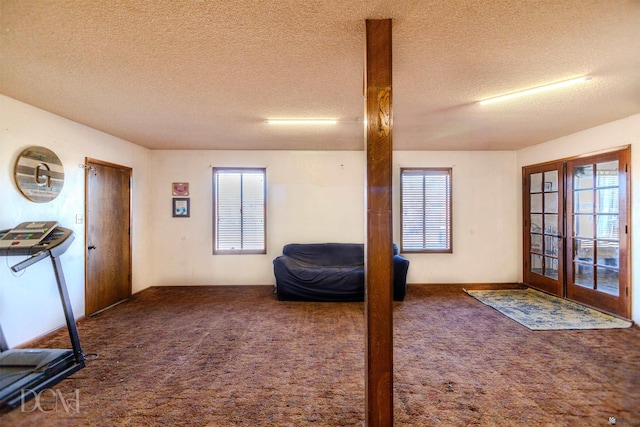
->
[400, 168, 452, 253]
[213, 168, 266, 254]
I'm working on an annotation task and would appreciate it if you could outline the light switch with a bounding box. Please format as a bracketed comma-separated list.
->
[76, 214, 84, 224]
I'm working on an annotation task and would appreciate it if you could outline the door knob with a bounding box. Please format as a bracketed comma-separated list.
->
[88, 245, 96, 250]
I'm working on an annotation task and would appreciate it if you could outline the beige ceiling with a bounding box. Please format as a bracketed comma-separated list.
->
[1, 0, 639, 151]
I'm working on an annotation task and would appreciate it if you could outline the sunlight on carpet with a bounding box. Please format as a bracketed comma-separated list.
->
[464, 288, 633, 330]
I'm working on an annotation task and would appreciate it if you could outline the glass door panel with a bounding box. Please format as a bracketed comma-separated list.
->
[574, 165, 593, 189]
[544, 214, 558, 234]
[531, 254, 543, 275]
[544, 257, 558, 280]
[596, 240, 619, 267]
[566, 149, 630, 319]
[574, 215, 594, 238]
[596, 267, 619, 296]
[544, 235, 559, 256]
[574, 264, 594, 288]
[530, 194, 542, 213]
[544, 193, 558, 213]
[596, 215, 618, 239]
[597, 161, 618, 186]
[574, 239, 593, 262]
[523, 163, 564, 296]
[570, 160, 617, 294]
[544, 170, 558, 190]
[596, 188, 618, 213]
[530, 172, 542, 192]
[530, 214, 543, 232]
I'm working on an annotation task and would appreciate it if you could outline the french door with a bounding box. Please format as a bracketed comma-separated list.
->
[523, 148, 630, 319]
[566, 150, 630, 318]
[523, 162, 565, 297]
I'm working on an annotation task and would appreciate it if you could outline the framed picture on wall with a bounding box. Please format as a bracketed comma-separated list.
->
[172, 182, 189, 196]
[172, 198, 190, 217]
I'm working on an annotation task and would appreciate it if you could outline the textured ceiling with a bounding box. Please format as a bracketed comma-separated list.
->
[1, 0, 639, 151]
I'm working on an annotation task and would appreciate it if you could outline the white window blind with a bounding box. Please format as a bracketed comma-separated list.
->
[401, 168, 452, 253]
[213, 168, 266, 254]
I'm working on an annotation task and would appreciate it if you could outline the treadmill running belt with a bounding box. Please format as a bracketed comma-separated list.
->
[0, 367, 37, 390]
[0, 349, 70, 368]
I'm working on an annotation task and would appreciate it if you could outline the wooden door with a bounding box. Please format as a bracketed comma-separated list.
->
[566, 149, 630, 318]
[523, 162, 565, 297]
[85, 159, 132, 316]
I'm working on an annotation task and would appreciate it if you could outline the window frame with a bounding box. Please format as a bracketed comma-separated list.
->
[212, 167, 267, 255]
[400, 167, 453, 254]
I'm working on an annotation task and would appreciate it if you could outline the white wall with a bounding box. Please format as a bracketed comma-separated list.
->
[149, 150, 366, 286]
[394, 151, 520, 284]
[0, 95, 152, 347]
[149, 149, 520, 287]
[517, 114, 640, 323]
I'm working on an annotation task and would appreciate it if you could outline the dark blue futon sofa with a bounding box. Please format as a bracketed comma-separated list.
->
[273, 243, 409, 302]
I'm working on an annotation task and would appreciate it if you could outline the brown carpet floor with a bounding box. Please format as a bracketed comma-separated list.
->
[1, 284, 639, 426]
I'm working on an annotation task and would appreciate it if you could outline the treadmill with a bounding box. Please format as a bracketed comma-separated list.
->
[0, 225, 85, 411]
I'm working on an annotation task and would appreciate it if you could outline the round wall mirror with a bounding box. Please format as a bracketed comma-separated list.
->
[14, 146, 65, 203]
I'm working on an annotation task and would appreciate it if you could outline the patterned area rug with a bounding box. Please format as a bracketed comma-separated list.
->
[465, 288, 633, 330]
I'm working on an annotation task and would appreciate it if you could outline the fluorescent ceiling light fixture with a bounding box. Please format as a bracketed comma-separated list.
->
[266, 119, 338, 125]
[478, 76, 592, 105]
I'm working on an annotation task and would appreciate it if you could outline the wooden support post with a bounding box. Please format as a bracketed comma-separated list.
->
[364, 18, 393, 427]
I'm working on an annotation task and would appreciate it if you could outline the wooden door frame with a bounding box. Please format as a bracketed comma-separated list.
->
[84, 158, 132, 314]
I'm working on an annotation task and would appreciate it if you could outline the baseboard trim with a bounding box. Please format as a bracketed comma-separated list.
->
[14, 314, 86, 349]
[408, 282, 526, 290]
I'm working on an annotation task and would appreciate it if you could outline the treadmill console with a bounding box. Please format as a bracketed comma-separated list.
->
[0, 221, 58, 249]
[0, 225, 74, 272]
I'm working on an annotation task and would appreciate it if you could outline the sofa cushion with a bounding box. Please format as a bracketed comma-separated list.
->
[282, 243, 364, 267]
